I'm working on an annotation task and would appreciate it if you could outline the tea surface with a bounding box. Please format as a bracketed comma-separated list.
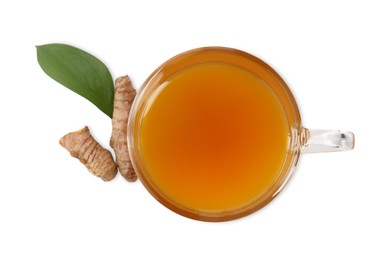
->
[140, 62, 288, 212]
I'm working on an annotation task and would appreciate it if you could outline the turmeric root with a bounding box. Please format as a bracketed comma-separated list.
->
[60, 126, 118, 182]
[110, 76, 137, 182]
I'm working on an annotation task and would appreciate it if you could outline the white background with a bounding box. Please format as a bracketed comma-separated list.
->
[1, 1, 391, 259]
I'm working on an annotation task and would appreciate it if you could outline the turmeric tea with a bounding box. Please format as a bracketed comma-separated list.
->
[140, 63, 289, 211]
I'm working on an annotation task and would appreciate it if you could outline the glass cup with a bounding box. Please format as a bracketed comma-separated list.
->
[127, 47, 354, 221]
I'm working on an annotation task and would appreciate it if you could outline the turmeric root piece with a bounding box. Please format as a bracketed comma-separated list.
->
[110, 76, 137, 182]
[60, 126, 118, 182]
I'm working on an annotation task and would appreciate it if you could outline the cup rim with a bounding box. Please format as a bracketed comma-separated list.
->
[127, 46, 302, 221]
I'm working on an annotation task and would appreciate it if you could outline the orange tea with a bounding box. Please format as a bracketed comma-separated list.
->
[139, 61, 289, 212]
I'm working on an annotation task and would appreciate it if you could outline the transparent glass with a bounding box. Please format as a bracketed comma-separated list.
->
[127, 47, 355, 222]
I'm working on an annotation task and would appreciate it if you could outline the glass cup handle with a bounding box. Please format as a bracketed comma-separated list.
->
[301, 128, 355, 154]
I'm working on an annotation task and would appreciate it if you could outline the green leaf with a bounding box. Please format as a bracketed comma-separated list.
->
[36, 44, 114, 118]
